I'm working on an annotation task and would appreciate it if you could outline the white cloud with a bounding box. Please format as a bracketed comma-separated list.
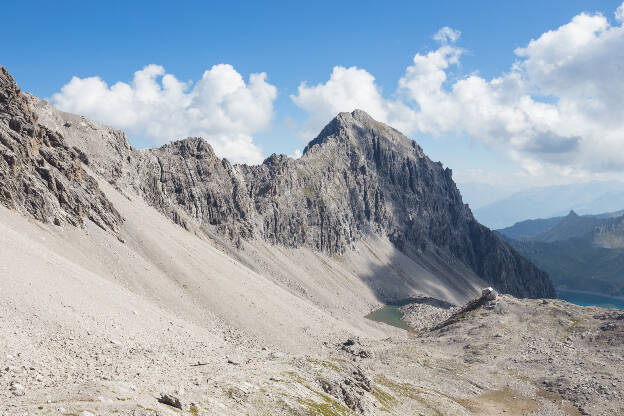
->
[290, 66, 420, 140]
[291, 2, 624, 179]
[51, 64, 277, 164]
[433, 26, 461, 44]
[291, 66, 390, 139]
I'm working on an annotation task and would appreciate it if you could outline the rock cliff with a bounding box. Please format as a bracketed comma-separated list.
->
[0, 67, 122, 232]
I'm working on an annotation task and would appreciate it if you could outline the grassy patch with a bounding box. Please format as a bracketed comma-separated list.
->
[307, 358, 343, 373]
[281, 370, 307, 383]
[297, 391, 354, 416]
[375, 375, 443, 416]
[372, 386, 397, 412]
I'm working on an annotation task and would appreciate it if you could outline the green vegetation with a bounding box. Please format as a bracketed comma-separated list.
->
[372, 386, 397, 412]
[281, 370, 306, 383]
[375, 375, 443, 416]
[306, 358, 343, 373]
[297, 391, 355, 416]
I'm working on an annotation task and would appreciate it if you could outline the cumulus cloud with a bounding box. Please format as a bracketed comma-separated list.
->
[291, 67, 399, 139]
[433, 26, 461, 44]
[290, 66, 420, 140]
[51, 64, 277, 164]
[291, 2, 624, 178]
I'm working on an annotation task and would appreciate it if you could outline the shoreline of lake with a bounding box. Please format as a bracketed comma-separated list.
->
[557, 288, 624, 310]
[556, 288, 624, 301]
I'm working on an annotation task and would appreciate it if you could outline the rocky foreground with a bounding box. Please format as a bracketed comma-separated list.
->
[2, 291, 623, 415]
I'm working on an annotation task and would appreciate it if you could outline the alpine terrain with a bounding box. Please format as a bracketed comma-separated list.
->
[1, 65, 623, 416]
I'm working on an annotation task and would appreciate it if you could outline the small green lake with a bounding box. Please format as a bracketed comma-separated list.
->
[365, 305, 410, 331]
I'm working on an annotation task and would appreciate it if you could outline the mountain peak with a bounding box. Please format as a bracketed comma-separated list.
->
[159, 137, 217, 159]
[336, 109, 375, 124]
[567, 210, 579, 217]
[333, 109, 394, 133]
[302, 109, 418, 158]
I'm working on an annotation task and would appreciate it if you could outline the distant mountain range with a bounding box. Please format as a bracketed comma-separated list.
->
[467, 181, 624, 229]
[498, 210, 624, 297]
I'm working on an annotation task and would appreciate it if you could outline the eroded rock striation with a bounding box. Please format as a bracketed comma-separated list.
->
[0, 67, 122, 232]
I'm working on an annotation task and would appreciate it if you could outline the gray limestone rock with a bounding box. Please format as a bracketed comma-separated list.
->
[0, 66, 123, 233]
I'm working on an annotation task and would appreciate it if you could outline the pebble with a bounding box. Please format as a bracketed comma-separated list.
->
[9, 382, 25, 396]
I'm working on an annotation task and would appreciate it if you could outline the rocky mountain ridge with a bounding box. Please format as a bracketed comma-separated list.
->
[4, 64, 554, 298]
[0, 67, 122, 233]
[139, 111, 554, 297]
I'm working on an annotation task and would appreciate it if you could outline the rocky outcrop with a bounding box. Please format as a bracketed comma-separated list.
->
[0, 66, 122, 232]
[133, 138, 255, 242]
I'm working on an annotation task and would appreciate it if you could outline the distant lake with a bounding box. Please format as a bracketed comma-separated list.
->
[557, 289, 624, 310]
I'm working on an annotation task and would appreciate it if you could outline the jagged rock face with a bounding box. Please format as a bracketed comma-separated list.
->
[15, 64, 554, 298]
[0, 66, 122, 232]
[132, 110, 554, 298]
[132, 138, 255, 241]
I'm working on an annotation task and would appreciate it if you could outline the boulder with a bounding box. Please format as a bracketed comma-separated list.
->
[482, 287, 498, 301]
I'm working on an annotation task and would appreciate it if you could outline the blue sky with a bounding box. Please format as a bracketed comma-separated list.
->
[2, 0, 624, 191]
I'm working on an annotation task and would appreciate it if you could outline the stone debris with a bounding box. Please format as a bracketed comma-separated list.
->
[157, 393, 183, 409]
[9, 381, 24, 397]
[227, 386, 248, 404]
[340, 338, 371, 359]
[318, 366, 372, 413]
